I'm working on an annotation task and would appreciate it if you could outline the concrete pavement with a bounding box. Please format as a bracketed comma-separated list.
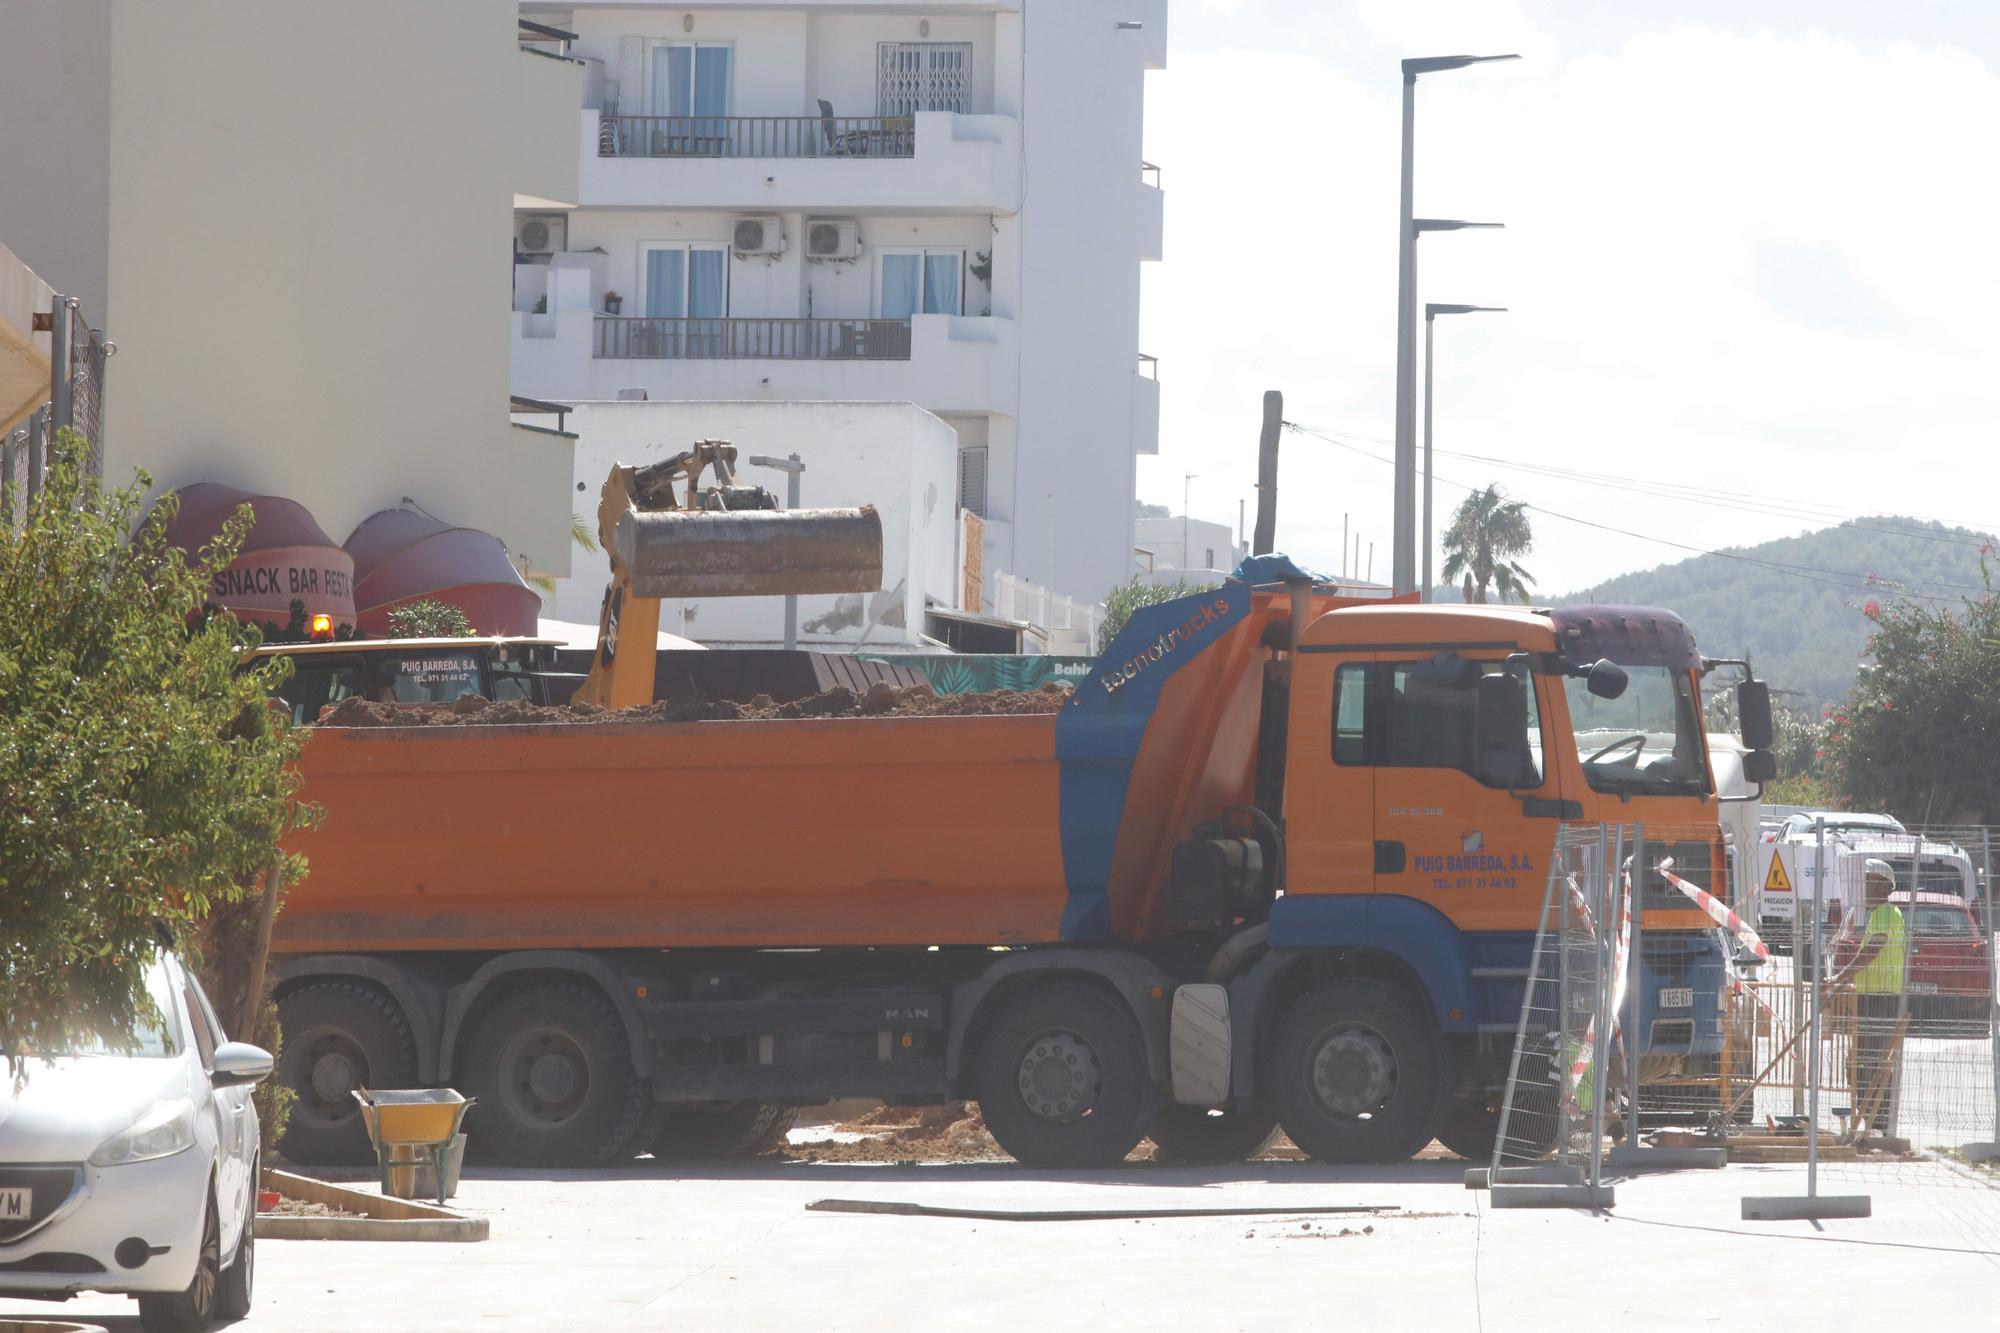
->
[5, 1156, 1996, 1331]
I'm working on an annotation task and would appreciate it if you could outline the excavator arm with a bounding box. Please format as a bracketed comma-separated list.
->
[575, 441, 883, 709]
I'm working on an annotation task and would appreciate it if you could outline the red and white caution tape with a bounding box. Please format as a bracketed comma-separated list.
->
[1565, 869, 1634, 1105]
[1657, 858, 1771, 962]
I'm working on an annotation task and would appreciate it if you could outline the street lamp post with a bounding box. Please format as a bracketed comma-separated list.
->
[1391, 52, 1518, 596]
[1422, 302, 1506, 602]
[747, 452, 805, 651]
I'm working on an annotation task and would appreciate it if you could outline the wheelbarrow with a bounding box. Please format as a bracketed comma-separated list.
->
[352, 1088, 475, 1205]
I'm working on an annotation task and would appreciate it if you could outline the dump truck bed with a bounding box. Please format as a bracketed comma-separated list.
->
[277, 713, 1071, 953]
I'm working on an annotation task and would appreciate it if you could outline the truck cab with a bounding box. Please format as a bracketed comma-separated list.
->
[248, 636, 576, 725]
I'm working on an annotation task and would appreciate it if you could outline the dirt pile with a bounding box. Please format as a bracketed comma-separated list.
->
[782, 1101, 1009, 1164]
[312, 680, 1071, 729]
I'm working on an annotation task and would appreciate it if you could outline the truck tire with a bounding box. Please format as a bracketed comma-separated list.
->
[1146, 1104, 1280, 1164]
[1267, 979, 1445, 1164]
[277, 982, 418, 1165]
[461, 982, 651, 1167]
[650, 1102, 799, 1161]
[1437, 1049, 1561, 1162]
[972, 982, 1153, 1168]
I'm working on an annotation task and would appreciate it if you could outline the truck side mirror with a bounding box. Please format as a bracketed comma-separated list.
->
[1741, 749, 1777, 784]
[1737, 679, 1774, 751]
[1583, 659, 1627, 700]
[1475, 673, 1530, 786]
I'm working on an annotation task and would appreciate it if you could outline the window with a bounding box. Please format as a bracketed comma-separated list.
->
[1332, 657, 1543, 787]
[957, 445, 988, 517]
[383, 652, 485, 705]
[649, 42, 731, 119]
[275, 655, 365, 724]
[181, 980, 217, 1070]
[1912, 904, 1975, 937]
[1564, 664, 1708, 796]
[1204, 547, 1216, 569]
[878, 249, 962, 318]
[642, 244, 729, 319]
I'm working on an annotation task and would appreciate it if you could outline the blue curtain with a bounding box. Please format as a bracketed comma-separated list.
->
[923, 253, 961, 315]
[687, 248, 726, 318]
[880, 254, 920, 319]
[652, 46, 692, 116]
[645, 250, 685, 318]
[694, 47, 730, 116]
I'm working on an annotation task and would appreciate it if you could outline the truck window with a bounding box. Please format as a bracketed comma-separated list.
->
[1333, 659, 1543, 788]
[384, 652, 484, 705]
[275, 656, 366, 724]
[1912, 904, 1973, 937]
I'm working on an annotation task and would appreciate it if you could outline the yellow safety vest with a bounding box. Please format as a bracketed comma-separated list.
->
[1853, 903, 1906, 995]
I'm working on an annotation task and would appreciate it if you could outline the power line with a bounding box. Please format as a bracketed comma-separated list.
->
[1280, 422, 1969, 604]
[1285, 420, 2000, 554]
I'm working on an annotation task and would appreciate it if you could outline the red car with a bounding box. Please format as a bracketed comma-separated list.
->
[1832, 891, 1994, 1035]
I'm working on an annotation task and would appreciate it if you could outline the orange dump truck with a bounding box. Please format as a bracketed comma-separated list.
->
[271, 563, 1776, 1169]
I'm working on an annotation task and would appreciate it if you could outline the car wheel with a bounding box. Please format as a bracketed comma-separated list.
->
[277, 982, 418, 1165]
[462, 982, 651, 1166]
[216, 1192, 254, 1320]
[972, 982, 1153, 1168]
[1267, 979, 1446, 1164]
[138, 1192, 219, 1333]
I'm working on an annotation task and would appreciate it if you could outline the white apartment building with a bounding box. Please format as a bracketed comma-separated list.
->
[1135, 515, 1241, 580]
[0, 0, 579, 580]
[511, 0, 1166, 611]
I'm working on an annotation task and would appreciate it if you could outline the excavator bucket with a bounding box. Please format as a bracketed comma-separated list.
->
[616, 504, 884, 599]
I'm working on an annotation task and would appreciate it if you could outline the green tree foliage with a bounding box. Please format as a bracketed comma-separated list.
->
[0, 432, 315, 1060]
[1101, 577, 1212, 644]
[1820, 565, 2000, 824]
[1563, 518, 1994, 708]
[1440, 484, 1535, 604]
[386, 598, 476, 639]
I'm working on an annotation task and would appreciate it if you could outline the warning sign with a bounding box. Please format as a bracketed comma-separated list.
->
[1764, 852, 1793, 893]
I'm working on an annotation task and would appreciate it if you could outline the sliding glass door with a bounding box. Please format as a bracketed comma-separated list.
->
[641, 244, 729, 356]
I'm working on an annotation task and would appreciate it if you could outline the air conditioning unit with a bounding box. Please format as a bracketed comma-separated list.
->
[731, 217, 786, 255]
[806, 219, 862, 261]
[515, 214, 565, 257]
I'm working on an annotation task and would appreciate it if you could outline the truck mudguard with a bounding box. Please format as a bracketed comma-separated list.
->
[1266, 894, 1536, 1034]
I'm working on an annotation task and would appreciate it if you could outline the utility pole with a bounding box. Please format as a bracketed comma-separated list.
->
[1253, 390, 1281, 555]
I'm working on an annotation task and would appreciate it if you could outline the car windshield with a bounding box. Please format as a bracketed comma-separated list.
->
[1563, 664, 1708, 796]
[29, 960, 181, 1058]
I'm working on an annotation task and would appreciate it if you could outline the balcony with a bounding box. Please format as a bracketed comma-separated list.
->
[514, 307, 1017, 418]
[513, 46, 582, 210]
[595, 317, 912, 362]
[1132, 355, 1161, 457]
[577, 109, 1021, 214]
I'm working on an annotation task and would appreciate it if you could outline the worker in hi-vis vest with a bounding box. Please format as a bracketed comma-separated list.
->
[1821, 858, 1907, 1135]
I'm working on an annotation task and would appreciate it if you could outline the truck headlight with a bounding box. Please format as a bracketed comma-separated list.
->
[89, 1097, 197, 1167]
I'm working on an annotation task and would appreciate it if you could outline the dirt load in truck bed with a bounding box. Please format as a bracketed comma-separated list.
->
[311, 680, 1072, 728]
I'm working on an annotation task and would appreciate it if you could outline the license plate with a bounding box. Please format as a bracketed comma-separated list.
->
[1659, 987, 1694, 1009]
[0, 1188, 29, 1221]
[1907, 982, 1939, 995]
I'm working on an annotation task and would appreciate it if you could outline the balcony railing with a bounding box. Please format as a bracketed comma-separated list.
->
[594, 316, 913, 361]
[597, 114, 915, 160]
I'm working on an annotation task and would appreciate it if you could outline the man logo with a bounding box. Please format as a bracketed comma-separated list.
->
[1461, 831, 1485, 854]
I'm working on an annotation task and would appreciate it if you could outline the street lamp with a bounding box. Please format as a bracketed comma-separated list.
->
[747, 452, 805, 651]
[1391, 51, 1518, 596]
[1422, 303, 1506, 602]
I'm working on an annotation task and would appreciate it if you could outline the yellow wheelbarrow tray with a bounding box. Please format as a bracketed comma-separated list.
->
[353, 1088, 476, 1205]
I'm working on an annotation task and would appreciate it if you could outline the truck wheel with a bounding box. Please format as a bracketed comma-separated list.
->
[972, 982, 1153, 1168]
[277, 982, 417, 1165]
[1146, 1104, 1280, 1164]
[1268, 980, 1445, 1164]
[462, 982, 651, 1166]
[650, 1102, 799, 1161]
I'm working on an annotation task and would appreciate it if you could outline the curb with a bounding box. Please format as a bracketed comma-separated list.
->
[260, 1167, 489, 1242]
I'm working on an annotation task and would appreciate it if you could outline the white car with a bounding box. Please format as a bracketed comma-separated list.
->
[0, 952, 270, 1331]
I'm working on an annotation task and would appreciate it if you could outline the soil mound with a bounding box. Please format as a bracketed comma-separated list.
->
[311, 681, 1071, 728]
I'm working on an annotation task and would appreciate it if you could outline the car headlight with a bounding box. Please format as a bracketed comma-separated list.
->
[89, 1097, 197, 1167]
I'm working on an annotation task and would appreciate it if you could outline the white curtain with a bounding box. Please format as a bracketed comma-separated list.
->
[645, 250, 685, 317]
[923, 253, 960, 315]
[880, 254, 920, 319]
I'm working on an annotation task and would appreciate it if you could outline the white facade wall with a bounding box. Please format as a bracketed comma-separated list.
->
[552, 399, 958, 648]
[1136, 516, 1240, 577]
[516, 0, 1163, 609]
[0, 0, 578, 578]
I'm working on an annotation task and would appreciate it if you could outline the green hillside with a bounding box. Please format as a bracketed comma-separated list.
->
[1558, 517, 1994, 709]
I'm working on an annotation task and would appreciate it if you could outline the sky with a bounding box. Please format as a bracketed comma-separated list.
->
[1136, 0, 2000, 593]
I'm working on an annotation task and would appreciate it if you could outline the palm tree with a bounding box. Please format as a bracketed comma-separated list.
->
[1440, 484, 1536, 604]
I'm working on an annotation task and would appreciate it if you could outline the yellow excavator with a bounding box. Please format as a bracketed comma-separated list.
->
[574, 440, 884, 709]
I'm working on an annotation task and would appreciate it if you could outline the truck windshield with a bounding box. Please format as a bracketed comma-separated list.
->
[1563, 665, 1708, 796]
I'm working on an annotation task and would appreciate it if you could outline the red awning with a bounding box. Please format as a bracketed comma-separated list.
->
[157, 482, 356, 632]
[346, 507, 540, 637]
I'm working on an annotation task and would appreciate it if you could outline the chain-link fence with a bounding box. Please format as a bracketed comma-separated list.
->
[3, 295, 112, 526]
